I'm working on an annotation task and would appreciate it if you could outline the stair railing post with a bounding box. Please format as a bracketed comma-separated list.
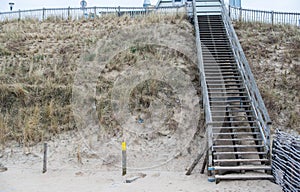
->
[42, 8, 45, 21]
[239, 7, 242, 22]
[207, 124, 215, 182]
[68, 6, 70, 20]
[271, 11, 274, 26]
[18, 9, 21, 21]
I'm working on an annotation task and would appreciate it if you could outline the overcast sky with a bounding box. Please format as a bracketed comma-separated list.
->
[0, 0, 299, 13]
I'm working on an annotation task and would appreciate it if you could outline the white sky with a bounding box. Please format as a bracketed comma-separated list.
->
[0, 0, 299, 13]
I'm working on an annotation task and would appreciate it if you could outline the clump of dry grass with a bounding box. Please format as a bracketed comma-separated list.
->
[0, 12, 195, 148]
[96, 44, 199, 138]
[234, 21, 300, 133]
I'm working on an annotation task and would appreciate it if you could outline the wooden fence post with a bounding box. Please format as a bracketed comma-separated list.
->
[239, 7, 242, 22]
[271, 11, 274, 26]
[42, 8, 45, 21]
[118, 6, 121, 17]
[68, 6, 70, 20]
[18, 9, 21, 20]
[43, 143, 47, 173]
[122, 141, 126, 176]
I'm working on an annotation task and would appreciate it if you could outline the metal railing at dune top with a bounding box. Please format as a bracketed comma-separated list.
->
[229, 6, 300, 26]
[0, 6, 184, 21]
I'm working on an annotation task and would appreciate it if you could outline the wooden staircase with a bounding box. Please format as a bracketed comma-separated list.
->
[192, 0, 273, 182]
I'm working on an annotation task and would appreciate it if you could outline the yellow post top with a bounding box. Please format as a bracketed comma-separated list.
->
[122, 142, 126, 151]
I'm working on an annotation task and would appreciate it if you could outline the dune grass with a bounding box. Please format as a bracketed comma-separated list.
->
[234, 21, 300, 133]
[0, 12, 193, 148]
[0, 14, 298, 149]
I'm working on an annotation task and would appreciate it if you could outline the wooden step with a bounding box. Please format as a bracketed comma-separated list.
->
[204, 66, 237, 69]
[201, 46, 231, 50]
[213, 165, 271, 171]
[205, 72, 240, 75]
[203, 41, 231, 44]
[201, 40, 231, 43]
[204, 57, 235, 59]
[201, 39, 229, 41]
[206, 80, 243, 83]
[212, 126, 257, 129]
[213, 158, 269, 163]
[211, 110, 253, 113]
[204, 54, 233, 58]
[207, 84, 245, 86]
[208, 87, 245, 90]
[204, 69, 239, 73]
[202, 49, 232, 53]
[209, 100, 251, 103]
[214, 151, 267, 156]
[196, 4, 221, 8]
[210, 105, 252, 108]
[207, 80, 242, 83]
[213, 132, 261, 136]
[206, 76, 243, 80]
[209, 121, 256, 124]
[204, 60, 235, 63]
[204, 59, 235, 61]
[213, 144, 264, 149]
[212, 116, 255, 120]
[209, 92, 247, 95]
[200, 33, 228, 36]
[210, 97, 249, 101]
[213, 138, 262, 142]
[215, 173, 274, 180]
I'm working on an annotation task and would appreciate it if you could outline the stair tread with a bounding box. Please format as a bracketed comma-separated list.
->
[213, 165, 271, 170]
[215, 173, 273, 180]
[211, 110, 254, 113]
[204, 65, 236, 67]
[207, 87, 244, 89]
[205, 72, 240, 77]
[207, 85, 245, 87]
[209, 96, 249, 99]
[212, 126, 257, 129]
[213, 145, 264, 148]
[214, 158, 269, 163]
[206, 80, 243, 82]
[214, 152, 267, 155]
[210, 121, 256, 123]
[210, 105, 252, 108]
[206, 77, 243, 79]
[212, 115, 255, 118]
[204, 69, 238, 73]
[213, 132, 261, 135]
[214, 138, 262, 142]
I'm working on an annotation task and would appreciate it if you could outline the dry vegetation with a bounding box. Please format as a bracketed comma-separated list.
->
[0, 13, 198, 149]
[0, 14, 299, 150]
[234, 22, 300, 133]
[96, 45, 199, 138]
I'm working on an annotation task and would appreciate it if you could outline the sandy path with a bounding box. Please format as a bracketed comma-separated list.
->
[0, 131, 282, 192]
[0, 166, 281, 192]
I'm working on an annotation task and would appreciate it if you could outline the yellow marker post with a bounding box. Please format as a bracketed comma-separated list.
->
[122, 142, 126, 151]
[122, 141, 126, 176]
